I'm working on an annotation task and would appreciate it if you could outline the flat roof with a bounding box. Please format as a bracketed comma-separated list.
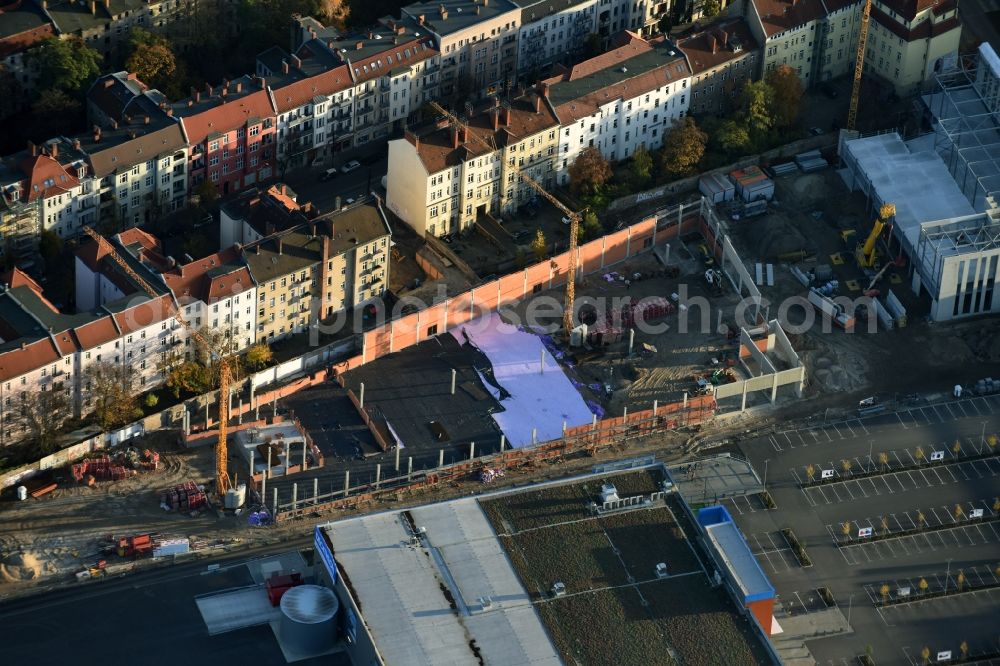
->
[325, 497, 561, 666]
[403, 0, 519, 35]
[705, 520, 774, 603]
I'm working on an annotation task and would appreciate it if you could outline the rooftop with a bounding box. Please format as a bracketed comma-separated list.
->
[0, 0, 53, 56]
[512, 0, 593, 24]
[750, 0, 827, 38]
[87, 71, 149, 124]
[542, 34, 692, 123]
[676, 18, 758, 75]
[161, 247, 254, 305]
[402, 0, 520, 36]
[173, 76, 276, 145]
[244, 229, 323, 286]
[323, 497, 561, 666]
[77, 118, 186, 179]
[700, 506, 775, 603]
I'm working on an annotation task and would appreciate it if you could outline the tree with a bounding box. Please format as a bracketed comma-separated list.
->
[244, 343, 274, 371]
[954, 503, 965, 521]
[660, 116, 707, 178]
[568, 147, 612, 195]
[86, 362, 141, 430]
[879, 583, 890, 602]
[0, 63, 25, 120]
[125, 36, 177, 93]
[715, 119, 750, 155]
[880, 515, 889, 534]
[193, 180, 219, 206]
[630, 146, 653, 186]
[960, 641, 968, 658]
[39, 229, 63, 265]
[740, 80, 775, 139]
[920, 646, 930, 665]
[879, 451, 889, 471]
[987, 434, 997, 451]
[581, 210, 603, 240]
[916, 510, 926, 529]
[583, 33, 602, 59]
[952, 439, 963, 457]
[841, 521, 851, 540]
[183, 233, 211, 259]
[842, 459, 852, 476]
[918, 578, 929, 594]
[701, 0, 721, 16]
[30, 89, 83, 138]
[144, 393, 159, 409]
[956, 569, 965, 591]
[915, 445, 925, 465]
[15, 388, 70, 456]
[764, 65, 803, 128]
[657, 13, 673, 34]
[318, 0, 350, 30]
[531, 229, 547, 261]
[166, 361, 214, 398]
[29, 38, 102, 95]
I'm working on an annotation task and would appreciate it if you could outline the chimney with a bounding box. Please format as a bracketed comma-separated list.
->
[406, 129, 421, 150]
[534, 94, 542, 113]
[144, 115, 150, 125]
[439, 4, 448, 19]
[27, 141, 36, 156]
[451, 125, 460, 149]
[397, 25, 405, 34]
[281, 60, 290, 74]
[355, 41, 363, 50]
[235, 81, 242, 93]
[367, 31, 374, 39]
[418, 14, 425, 24]
[500, 105, 510, 125]
[50, 143, 58, 158]
[721, 29, 730, 47]
[490, 107, 499, 130]
[104, 78, 114, 88]
[73, 138, 81, 150]
[110, 119, 118, 130]
[166, 107, 174, 117]
[205, 81, 212, 95]
[277, 238, 283, 255]
[220, 86, 228, 98]
[257, 75, 266, 89]
[93, 126, 101, 142]
[194, 90, 201, 102]
[539, 81, 549, 98]
[484, 0, 488, 5]
[187, 100, 193, 107]
[102, 0, 109, 9]
[709, 33, 717, 53]
[89, 0, 95, 13]
[459, 126, 468, 143]
[476, 5, 480, 13]
[290, 55, 302, 69]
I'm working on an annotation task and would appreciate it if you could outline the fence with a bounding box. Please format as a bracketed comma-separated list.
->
[271, 394, 716, 521]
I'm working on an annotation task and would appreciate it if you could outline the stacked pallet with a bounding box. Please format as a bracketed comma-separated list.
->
[160, 481, 207, 512]
[586, 297, 675, 345]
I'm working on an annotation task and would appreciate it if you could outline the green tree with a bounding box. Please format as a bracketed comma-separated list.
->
[193, 179, 219, 206]
[38, 229, 63, 265]
[581, 210, 603, 240]
[701, 0, 721, 16]
[568, 146, 612, 195]
[144, 393, 160, 409]
[657, 13, 673, 34]
[0, 63, 24, 120]
[531, 229, 547, 262]
[741, 80, 775, 139]
[86, 362, 141, 430]
[630, 145, 653, 186]
[765, 65, 803, 128]
[166, 361, 214, 398]
[125, 29, 178, 93]
[716, 119, 750, 155]
[583, 33, 602, 59]
[659, 116, 707, 178]
[29, 38, 102, 95]
[30, 89, 82, 138]
[244, 343, 274, 371]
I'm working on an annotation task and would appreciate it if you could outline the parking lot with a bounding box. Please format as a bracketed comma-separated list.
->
[733, 398, 1000, 665]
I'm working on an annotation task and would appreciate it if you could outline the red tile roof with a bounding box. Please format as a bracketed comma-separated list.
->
[677, 18, 759, 76]
[113, 294, 175, 335]
[0, 268, 60, 313]
[179, 88, 277, 146]
[271, 64, 353, 113]
[0, 338, 60, 383]
[73, 316, 120, 350]
[871, 6, 959, 40]
[162, 247, 254, 305]
[18, 153, 79, 202]
[751, 0, 828, 37]
[348, 36, 439, 84]
[878, 0, 946, 21]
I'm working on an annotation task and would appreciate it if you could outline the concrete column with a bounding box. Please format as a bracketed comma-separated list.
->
[540, 349, 545, 373]
[204, 401, 209, 427]
[531, 428, 537, 445]
[272, 487, 278, 516]
[469, 441, 475, 460]
[292, 483, 298, 511]
[255, 404, 260, 421]
[272, 394, 277, 417]
[238, 398, 243, 425]
[592, 414, 598, 430]
[407, 456, 413, 480]
[683, 391, 688, 410]
[628, 329, 634, 355]
[500, 435, 506, 452]
[623, 406, 628, 422]
[653, 400, 658, 417]
[741, 380, 749, 412]
[375, 463, 381, 489]
[359, 382, 365, 409]
[439, 449, 444, 468]
[313, 477, 319, 503]
[770, 371, 779, 403]
[451, 369, 457, 395]
[303, 441, 308, 470]
[249, 449, 255, 477]
[344, 470, 350, 496]
[395, 445, 401, 471]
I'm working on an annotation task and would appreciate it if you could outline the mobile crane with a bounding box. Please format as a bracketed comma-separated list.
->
[428, 100, 580, 336]
[81, 227, 235, 496]
[855, 203, 895, 269]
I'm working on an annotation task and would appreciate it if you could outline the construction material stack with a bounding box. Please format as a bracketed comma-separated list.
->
[160, 481, 208, 512]
[587, 297, 675, 346]
[117, 534, 154, 558]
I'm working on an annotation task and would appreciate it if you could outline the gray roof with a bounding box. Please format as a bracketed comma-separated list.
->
[322, 200, 392, 256]
[326, 15, 429, 63]
[513, 0, 594, 23]
[0, 0, 51, 40]
[546, 39, 687, 109]
[244, 230, 323, 286]
[403, 0, 520, 36]
[76, 119, 186, 178]
[323, 497, 561, 666]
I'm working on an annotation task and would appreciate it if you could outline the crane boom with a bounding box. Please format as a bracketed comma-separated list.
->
[428, 101, 579, 335]
[81, 226, 234, 496]
[847, 0, 873, 131]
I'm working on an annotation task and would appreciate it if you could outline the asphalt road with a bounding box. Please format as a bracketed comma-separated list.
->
[0, 536, 353, 666]
[733, 396, 1000, 666]
[281, 154, 388, 216]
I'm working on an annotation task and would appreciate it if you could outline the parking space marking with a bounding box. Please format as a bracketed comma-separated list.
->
[896, 412, 910, 429]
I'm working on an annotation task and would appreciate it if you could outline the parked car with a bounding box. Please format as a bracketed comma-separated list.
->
[341, 160, 362, 173]
[320, 168, 338, 181]
[808, 127, 824, 136]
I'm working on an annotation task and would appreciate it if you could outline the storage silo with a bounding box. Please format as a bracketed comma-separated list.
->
[279, 584, 339, 654]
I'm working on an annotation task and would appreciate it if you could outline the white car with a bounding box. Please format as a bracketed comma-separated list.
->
[341, 160, 362, 174]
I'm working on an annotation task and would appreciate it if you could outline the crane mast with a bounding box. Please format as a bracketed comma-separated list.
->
[428, 101, 580, 336]
[81, 226, 234, 496]
[847, 0, 873, 131]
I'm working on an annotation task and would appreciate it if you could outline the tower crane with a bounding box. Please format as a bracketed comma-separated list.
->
[846, 0, 873, 131]
[428, 101, 580, 336]
[81, 226, 235, 496]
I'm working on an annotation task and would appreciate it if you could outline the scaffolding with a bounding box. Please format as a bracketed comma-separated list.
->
[924, 46, 1000, 212]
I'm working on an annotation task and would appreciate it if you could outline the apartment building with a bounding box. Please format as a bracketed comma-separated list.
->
[744, 0, 959, 93]
[402, 0, 521, 97]
[514, 0, 600, 77]
[0, 0, 54, 101]
[172, 75, 277, 196]
[259, 15, 440, 167]
[387, 92, 560, 237]
[677, 17, 760, 115]
[541, 33, 691, 185]
[245, 230, 324, 342]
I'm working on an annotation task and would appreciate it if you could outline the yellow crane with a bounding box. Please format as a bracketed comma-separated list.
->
[856, 203, 895, 268]
[429, 101, 580, 335]
[846, 0, 873, 131]
[81, 226, 235, 496]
